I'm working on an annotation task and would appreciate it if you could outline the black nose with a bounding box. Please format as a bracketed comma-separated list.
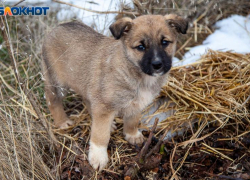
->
[152, 61, 163, 70]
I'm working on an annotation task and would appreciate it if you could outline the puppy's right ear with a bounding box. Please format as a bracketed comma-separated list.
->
[109, 17, 132, 39]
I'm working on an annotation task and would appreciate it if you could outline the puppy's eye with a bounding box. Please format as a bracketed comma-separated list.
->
[162, 40, 169, 46]
[137, 44, 145, 51]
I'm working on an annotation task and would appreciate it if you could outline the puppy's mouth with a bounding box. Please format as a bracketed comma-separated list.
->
[152, 65, 171, 76]
[152, 69, 165, 77]
[140, 59, 172, 77]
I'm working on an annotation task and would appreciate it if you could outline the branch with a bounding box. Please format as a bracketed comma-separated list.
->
[52, 0, 140, 16]
[145, 126, 171, 159]
[13, 0, 25, 6]
[125, 118, 162, 178]
[138, 118, 159, 161]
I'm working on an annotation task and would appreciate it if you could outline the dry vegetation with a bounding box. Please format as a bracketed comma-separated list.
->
[0, 0, 250, 179]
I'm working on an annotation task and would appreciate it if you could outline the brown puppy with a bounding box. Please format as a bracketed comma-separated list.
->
[42, 14, 188, 170]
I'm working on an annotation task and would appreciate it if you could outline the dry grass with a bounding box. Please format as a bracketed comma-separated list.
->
[0, 12, 59, 179]
[0, 0, 250, 179]
[157, 51, 250, 135]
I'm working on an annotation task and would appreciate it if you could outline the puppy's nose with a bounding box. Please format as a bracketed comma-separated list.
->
[152, 61, 163, 70]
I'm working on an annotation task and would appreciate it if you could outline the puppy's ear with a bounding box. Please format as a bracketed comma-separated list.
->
[109, 17, 132, 39]
[165, 14, 188, 34]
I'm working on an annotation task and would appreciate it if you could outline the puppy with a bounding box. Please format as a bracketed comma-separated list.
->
[42, 14, 188, 170]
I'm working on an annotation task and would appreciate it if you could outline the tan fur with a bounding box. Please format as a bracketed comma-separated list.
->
[42, 14, 188, 170]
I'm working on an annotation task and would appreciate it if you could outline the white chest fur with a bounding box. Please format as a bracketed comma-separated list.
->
[121, 75, 161, 117]
[136, 88, 155, 110]
[122, 88, 155, 117]
[131, 76, 159, 111]
[121, 87, 156, 118]
[135, 75, 159, 111]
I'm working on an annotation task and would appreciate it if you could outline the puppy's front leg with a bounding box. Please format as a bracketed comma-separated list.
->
[88, 108, 115, 170]
[123, 113, 144, 145]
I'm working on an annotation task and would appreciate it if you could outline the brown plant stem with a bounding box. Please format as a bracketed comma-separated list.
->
[53, 0, 140, 16]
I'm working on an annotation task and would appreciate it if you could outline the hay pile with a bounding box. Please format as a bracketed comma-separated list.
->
[154, 50, 250, 137]
[0, 0, 250, 179]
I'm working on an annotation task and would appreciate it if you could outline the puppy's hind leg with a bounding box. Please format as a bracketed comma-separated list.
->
[44, 76, 74, 129]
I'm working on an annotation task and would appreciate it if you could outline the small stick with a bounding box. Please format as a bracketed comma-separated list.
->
[241, 94, 250, 107]
[145, 126, 171, 159]
[13, 0, 25, 6]
[139, 118, 159, 161]
[52, 0, 140, 16]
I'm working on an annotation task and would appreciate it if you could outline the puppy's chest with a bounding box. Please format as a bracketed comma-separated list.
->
[131, 88, 156, 111]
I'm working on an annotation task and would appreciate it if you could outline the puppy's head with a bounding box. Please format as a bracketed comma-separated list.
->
[109, 14, 188, 76]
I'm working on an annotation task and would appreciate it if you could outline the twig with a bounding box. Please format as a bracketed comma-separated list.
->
[13, 0, 25, 6]
[52, 0, 140, 16]
[202, 143, 234, 161]
[145, 126, 171, 159]
[139, 118, 159, 161]
[124, 118, 160, 179]
[241, 94, 250, 107]
[205, 172, 244, 180]
[170, 143, 193, 180]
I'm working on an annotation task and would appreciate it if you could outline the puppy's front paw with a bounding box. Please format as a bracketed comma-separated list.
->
[57, 119, 74, 129]
[125, 131, 144, 145]
[88, 142, 108, 171]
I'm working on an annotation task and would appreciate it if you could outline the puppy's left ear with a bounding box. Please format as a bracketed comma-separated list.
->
[165, 14, 188, 34]
[109, 17, 132, 39]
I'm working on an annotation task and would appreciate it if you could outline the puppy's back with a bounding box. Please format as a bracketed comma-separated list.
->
[44, 21, 105, 53]
[42, 21, 108, 89]
[58, 21, 104, 38]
